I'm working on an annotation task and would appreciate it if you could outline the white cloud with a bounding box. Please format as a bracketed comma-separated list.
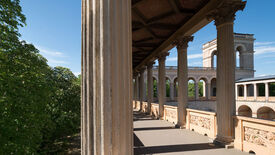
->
[36, 46, 65, 57]
[47, 58, 68, 65]
[188, 61, 202, 66]
[166, 57, 177, 62]
[188, 53, 202, 59]
[255, 41, 275, 46]
[255, 46, 275, 55]
[73, 72, 81, 76]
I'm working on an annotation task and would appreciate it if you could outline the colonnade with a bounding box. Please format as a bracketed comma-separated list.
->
[81, 0, 246, 153]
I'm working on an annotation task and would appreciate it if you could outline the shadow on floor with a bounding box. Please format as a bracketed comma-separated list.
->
[134, 142, 222, 155]
[134, 126, 176, 131]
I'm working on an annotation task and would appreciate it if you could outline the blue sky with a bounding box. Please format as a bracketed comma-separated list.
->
[19, 0, 275, 76]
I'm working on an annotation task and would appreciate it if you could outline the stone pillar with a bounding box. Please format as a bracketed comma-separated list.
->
[254, 83, 257, 100]
[158, 52, 169, 119]
[147, 62, 154, 114]
[207, 82, 211, 100]
[195, 82, 199, 100]
[134, 75, 139, 109]
[81, 0, 133, 154]
[139, 69, 145, 111]
[265, 83, 269, 101]
[170, 82, 174, 101]
[173, 36, 193, 128]
[209, 0, 246, 143]
[244, 84, 247, 100]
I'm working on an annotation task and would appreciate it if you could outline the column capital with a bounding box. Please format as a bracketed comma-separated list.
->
[207, 1, 246, 27]
[146, 61, 155, 69]
[172, 36, 194, 49]
[137, 66, 146, 74]
[157, 52, 170, 61]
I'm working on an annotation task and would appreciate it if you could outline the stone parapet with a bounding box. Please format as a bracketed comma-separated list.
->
[186, 108, 217, 139]
[234, 116, 275, 155]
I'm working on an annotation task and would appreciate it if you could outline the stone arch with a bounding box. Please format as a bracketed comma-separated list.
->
[237, 105, 252, 117]
[211, 50, 217, 68]
[235, 44, 246, 68]
[210, 78, 216, 97]
[198, 77, 208, 98]
[152, 75, 158, 82]
[257, 106, 275, 120]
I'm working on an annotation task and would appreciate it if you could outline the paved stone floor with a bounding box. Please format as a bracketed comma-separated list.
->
[134, 111, 249, 155]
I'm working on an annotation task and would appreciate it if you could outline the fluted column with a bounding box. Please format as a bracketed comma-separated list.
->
[173, 36, 193, 128]
[134, 74, 139, 109]
[170, 82, 174, 101]
[195, 82, 199, 100]
[147, 62, 154, 114]
[81, 0, 132, 154]
[139, 68, 145, 111]
[209, 0, 246, 143]
[158, 52, 169, 119]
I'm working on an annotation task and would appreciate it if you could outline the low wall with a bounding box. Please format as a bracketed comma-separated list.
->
[234, 116, 275, 155]
[186, 108, 217, 139]
[164, 105, 178, 124]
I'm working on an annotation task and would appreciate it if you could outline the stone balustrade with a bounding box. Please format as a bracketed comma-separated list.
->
[234, 116, 275, 155]
[186, 108, 217, 139]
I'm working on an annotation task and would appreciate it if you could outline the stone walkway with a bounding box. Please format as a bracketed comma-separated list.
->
[134, 111, 248, 155]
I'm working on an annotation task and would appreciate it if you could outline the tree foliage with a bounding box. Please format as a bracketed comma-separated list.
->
[0, 0, 81, 154]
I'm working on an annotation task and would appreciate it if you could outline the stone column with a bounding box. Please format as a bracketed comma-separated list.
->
[134, 74, 139, 109]
[254, 83, 257, 100]
[81, 0, 133, 154]
[207, 82, 211, 99]
[173, 36, 193, 128]
[147, 62, 154, 114]
[209, 0, 246, 143]
[139, 68, 145, 111]
[265, 83, 269, 101]
[195, 82, 199, 100]
[170, 82, 174, 101]
[158, 52, 169, 119]
[244, 84, 247, 100]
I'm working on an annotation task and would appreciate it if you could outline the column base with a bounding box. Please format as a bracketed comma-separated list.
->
[214, 135, 234, 146]
[175, 123, 186, 129]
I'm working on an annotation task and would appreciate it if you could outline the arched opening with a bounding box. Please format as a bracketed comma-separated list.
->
[188, 78, 196, 99]
[257, 107, 275, 120]
[166, 77, 170, 98]
[153, 77, 158, 98]
[236, 50, 241, 68]
[238, 105, 252, 117]
[210, 78, 216, 97]
[174, 78, 178, 97]
[199, 78, 207, 98]
[236, 45, 245, 68]
[211, 50, 217, 68]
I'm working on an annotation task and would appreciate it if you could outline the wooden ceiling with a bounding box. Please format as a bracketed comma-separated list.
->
[132, 0, 210, 69]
